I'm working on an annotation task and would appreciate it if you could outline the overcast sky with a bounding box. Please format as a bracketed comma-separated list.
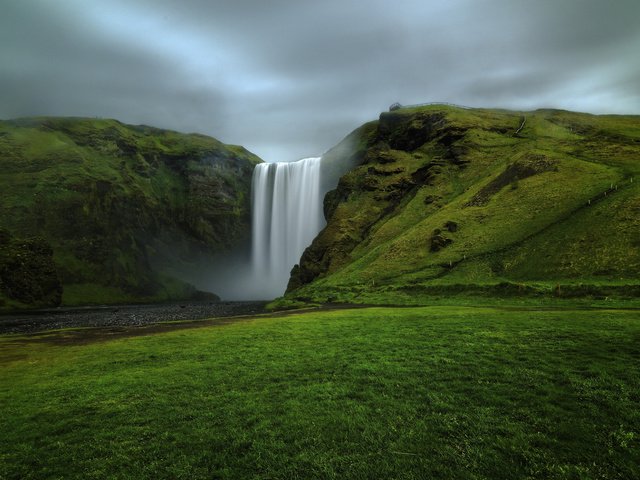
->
[1, 0, 639, 162]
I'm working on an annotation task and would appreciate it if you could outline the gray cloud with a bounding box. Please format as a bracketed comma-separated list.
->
[1, 0, 638, 162]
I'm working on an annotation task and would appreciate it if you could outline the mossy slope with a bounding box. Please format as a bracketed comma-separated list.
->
[287, 105, 640, 303]
[0, 117, 261, 308]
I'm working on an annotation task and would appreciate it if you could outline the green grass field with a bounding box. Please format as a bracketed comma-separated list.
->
[1, 306, 639, 479]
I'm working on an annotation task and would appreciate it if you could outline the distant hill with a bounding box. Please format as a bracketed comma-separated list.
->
[0, 117, 261, 310]
[286, 105, 640, 304]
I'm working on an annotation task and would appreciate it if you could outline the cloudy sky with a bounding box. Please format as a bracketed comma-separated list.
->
[1, 0, 639, 162]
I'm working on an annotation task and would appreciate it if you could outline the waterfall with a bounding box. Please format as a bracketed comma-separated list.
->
[251, 157, 325, 297]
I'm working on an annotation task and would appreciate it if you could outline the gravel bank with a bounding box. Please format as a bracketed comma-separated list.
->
[0, 301, 267, 335]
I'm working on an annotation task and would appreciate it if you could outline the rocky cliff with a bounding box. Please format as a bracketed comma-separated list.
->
[0, 117, 261, 309]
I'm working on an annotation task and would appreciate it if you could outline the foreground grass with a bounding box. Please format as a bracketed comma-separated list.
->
[1, 306, 639, 479]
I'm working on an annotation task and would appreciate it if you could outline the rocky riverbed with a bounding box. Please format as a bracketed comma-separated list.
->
[0, 301, 267, 335]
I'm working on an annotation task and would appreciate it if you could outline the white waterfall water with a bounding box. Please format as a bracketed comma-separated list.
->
[251, 157, 325, 297]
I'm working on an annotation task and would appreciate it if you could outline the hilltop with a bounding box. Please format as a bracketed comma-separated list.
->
[0, 117, 261, 310]
[284, 105, 640, 305]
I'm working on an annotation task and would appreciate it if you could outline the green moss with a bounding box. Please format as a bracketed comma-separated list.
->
[289, 106, 640, 303]
[0, 230, 62, 310]
[0, 117, 262, 308]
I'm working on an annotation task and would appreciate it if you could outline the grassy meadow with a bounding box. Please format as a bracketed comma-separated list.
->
[2, 305, 639, 479]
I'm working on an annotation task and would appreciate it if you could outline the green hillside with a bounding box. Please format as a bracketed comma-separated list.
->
[0, 117, 261, 310]
[286, 105, 640, 304]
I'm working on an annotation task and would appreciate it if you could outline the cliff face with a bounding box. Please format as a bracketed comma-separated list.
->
[287, 105, 640, 303]
[0, 117, 261, 308]
[0, 230, 62, 310]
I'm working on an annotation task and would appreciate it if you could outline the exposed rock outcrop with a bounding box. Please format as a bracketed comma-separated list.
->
[288, 108, 473, 292]
[0, 230, 62, 309]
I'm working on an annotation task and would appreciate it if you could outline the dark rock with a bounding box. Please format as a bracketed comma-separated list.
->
[446, 145, 470, 167]
[411, 164, 438, 185]
[0, 231, 62, 308]
[361, 174, 380, 191]
[367, 166, 405, 176]
[378, 111, 446, 151]
[430, 231, 453, 252]
[445, 221, 458, 232]
[438, 130, 465, 147]
[466, 154, 558, 207]
[287, 264, 303, 292]
[424, 195, 440, 205]
[0, 301, 268, 335]
[323, 187, 348, 220]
